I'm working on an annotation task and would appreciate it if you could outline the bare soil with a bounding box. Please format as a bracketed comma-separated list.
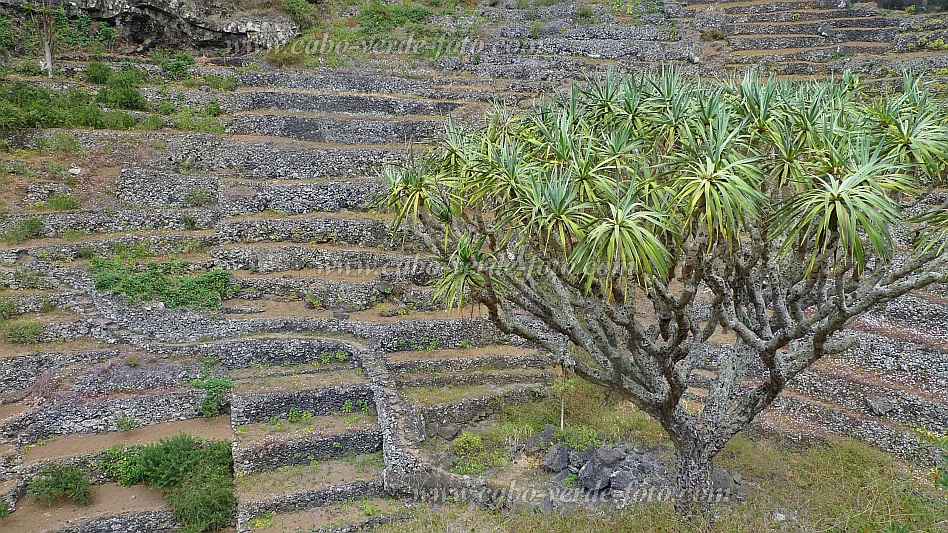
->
[237, 453, 383, 501]
[386, 345, 540, 362]
[252, 497, 402, 532]
[0, 338, 109, 360]
[0, 484, 167, 533]
[23, 416, 232, 464]
[348, 305, 489, 324]
[233, 368, 365, 394]
[222, 298, 332, 319]
[236, 411, 377, 447]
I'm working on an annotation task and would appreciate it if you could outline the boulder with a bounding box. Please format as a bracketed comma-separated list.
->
[525, 424, 556, 453]
[541, 444, 569, 473]
[437, 424, 460, 440]
[578, 456, 612, 491]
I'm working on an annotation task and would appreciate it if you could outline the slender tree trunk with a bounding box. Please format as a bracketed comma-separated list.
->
[673, 436, 715, 516]
[43, 36, 53, 78]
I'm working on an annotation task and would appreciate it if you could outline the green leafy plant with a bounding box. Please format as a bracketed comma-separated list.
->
[918, 427, 948, 490]
[2, 217, 43, 244]
[84, 60, 111, 84]
[288, 408, 302, 423]
[27, 464, 92, 505]
[116, 412, 138, 432]
[0, 299, 18, 320]
[342, 400, 354, 413]
[100, 434, 233, 533]
[44, 193, 79, 211]
[0, 499, 9, 521]
[4, 320, 44, 343]
[191, 362, 234, 418]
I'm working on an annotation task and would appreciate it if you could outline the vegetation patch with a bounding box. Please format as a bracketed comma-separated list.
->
[89, 257, 235, 309]
[1, 217, 43, 244]
[100, 433, 234, 533]
[3, 319, 44, 344]
[27, 464, 93, 506]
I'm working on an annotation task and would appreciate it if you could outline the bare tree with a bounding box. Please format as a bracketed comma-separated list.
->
[27, 0, 56, 78]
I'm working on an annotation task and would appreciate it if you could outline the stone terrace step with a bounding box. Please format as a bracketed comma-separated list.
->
[725, 42, 891, 61]
[19, 416, 232, 466]
[234, 70, 502, 101]
[219, 178, 385, 216]
[728, 18, 900, 36]
[727, 32, 896, 51]
[211, 243, 436, 277]
[787, 366, 948, 433]
[396, 367, 553, 389]
[726, 9, 879, 23]
[227, 114, 444, 145]
[232, 411, 381, 475]
[215, 213, 393, 249]
[403, 382, 546, 435]
[235, 453, 384, 530]
[387, 346, 549, 374]
[249, 495, 405, 533]
[681, 0, 840, 15]
[761, 392, 936, 462]
[2, 388, 204, 444]
[228, 90, 466, 117]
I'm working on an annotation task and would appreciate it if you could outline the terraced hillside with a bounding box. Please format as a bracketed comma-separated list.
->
[0, 1, 947, 531]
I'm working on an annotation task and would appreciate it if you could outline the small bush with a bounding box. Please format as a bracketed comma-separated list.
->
[191, 359, 234, 417]
[2, 217, 43, 244]
[36, 132, 83, 154]
[165, 463, 235, 533]
[96, 85, 148, 110]
[0, 299, 18, 319]
[4, 320, 44, 343]
[183, 188, 215, 207]
[575, 4, 595, 23]
[161, 53, 195, 79]
[0, 499, 9, 521]
[181, 213, 199, 230]
[85, 61, 112, 84]
[282, 0, 319, 27]
[203, 100, 223, 117]
[27, 464, 93, 506]
[136, 115, 166, 130]
[700, 29, 726, 41]
[45, 193, 80, 211]
[205, 74, 236, 92]
[100, 434, 234, 533]
[451, 432, 508, 474]
[101, 110, 136, 129]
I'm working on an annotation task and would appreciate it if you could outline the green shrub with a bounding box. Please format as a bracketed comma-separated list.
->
[0, 299, 18, 320]
[357, 1, 432, 34]
[554, 425, 601, 450]
[36, 133, 83, 154]
[203, 100, 223, 117]
[205, 74, 236, 92]
[84, 61, 112, 84]
[181, 213, 199, 230]
[161, 53, 195, 79]
[165, 462, 235, 533]
[0, 499, 9, 521]
[191, 359, 234, 417]
[281, 0, 319, 27]
[100, 434, 234, 533]
[575, 4, 595, 23]
[183, 187, 215, 207]
[101, 110, 136, 129]
[89, 257, 233, 309]
[4, 320, 44, 343]
[45, 193, 80, 211]
[27, 464, 93, 506]
[2, 217, 43, 244]
[136, 115, 166, 130]
[451, 432, 508, 474]
[96, 85, 148, 110]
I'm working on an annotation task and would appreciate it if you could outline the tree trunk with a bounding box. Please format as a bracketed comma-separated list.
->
[42, 36, 53, 78]
[673, 438, 715, 516]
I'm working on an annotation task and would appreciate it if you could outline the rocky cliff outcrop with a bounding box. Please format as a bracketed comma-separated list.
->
[0, 0, 298, 51]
